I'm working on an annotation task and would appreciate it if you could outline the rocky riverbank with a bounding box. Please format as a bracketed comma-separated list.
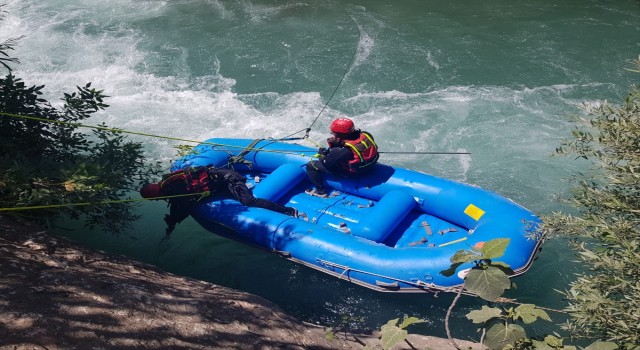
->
[0, 216, 482, 350]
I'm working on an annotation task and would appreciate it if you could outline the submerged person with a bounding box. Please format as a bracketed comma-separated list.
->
[305, 117, 379, 197]
[140, 166, 298, 235]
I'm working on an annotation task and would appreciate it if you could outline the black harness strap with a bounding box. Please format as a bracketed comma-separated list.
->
[228, 138, 263, 169]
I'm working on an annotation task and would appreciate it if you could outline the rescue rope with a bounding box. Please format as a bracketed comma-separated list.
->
[2, 110, 470, 157]
[380, 151, 470, 155]
[316, 258, 565, 313]
[0, 192, 207, 212]
[228, 138, 264, 168]
[277, 15, 361, 142]
[264, 16, 472, 157]
[1, 112, 211, 145]
[0, 98, 469, 212]
[0, 112, 316, 156]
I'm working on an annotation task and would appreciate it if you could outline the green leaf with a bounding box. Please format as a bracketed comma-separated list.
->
[380, 318, 398, 332]
[324, 328, 334, 341]
[481, 238, 511, 259]
[514, 304, 552, 324]
[485, 323, 526, 350]
[531, 340, 555, 350]
[451, 250, 483, 264]
[489, 261, 512, 269]
[439, 262, 463, 277]
[466, 305, 503, 324]
[398, 316, 425, 329]
[584, 341, 618, 350]
[490, 261, 515, 276]
[465, 266, 511, 301]
[544, 335, 563, 348]
[380, 319, 408, 350]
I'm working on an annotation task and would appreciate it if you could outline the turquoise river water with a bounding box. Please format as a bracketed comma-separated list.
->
[1, 0, 639, 340]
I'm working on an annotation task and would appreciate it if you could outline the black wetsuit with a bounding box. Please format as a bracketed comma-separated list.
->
[161, 167, 294, 232]
[305, 146, 353, 194]
[305, 130, 379, 194]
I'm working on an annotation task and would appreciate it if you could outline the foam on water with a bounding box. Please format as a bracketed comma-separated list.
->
[0, 0, 614, 228]
[0, 0, 605, 245]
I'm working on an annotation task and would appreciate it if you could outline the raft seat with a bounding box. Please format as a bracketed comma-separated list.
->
[252, 163, 307, 202]
[354, 190, 417, 243]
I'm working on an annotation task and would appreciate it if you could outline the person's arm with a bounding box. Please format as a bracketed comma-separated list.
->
[162, 181, 192, 235]
[165, 197, 192, 227]
[327, 136, 342, 148]
[206, 166, 220, 180]
[322, 147, 352, 171]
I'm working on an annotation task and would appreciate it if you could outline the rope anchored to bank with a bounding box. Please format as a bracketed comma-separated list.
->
[0, 112, 470, 156]
[1, 111, 470, 213]
[0, 112, 317, 156]
[0, 192, 208, 212]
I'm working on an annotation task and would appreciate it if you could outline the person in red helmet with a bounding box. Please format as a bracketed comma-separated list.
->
[140, 166, 298, 235]
[305, 117, 379, 197]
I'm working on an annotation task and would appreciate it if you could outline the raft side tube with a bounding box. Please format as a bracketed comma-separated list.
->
[253, 163, 307, 202]
[353, 190, 416, 243]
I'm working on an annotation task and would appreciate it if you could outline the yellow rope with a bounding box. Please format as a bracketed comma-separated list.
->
[2, 112, 563, 312]
[0, 111, 319, 212]
[304, 137, 323, 148]
[0, 112, 316, 156]
[0, 192, 206, 212]
[438, 237, 468, 247]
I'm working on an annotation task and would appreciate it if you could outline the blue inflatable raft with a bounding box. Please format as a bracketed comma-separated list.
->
[172, 138, 543, 293]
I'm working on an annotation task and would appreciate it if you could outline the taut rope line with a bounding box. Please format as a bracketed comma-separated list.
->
[0, 112, 470, 156]
[0, 112, 314, 156]
[0, 192, 208, 212]
[278, 14, 361, 142]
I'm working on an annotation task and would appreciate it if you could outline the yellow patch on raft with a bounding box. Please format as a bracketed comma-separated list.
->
[464, 204, 485, 221]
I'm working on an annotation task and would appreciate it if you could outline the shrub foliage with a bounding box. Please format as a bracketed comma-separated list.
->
[543, 66, 640, 346]
[0, 38, 159, 231]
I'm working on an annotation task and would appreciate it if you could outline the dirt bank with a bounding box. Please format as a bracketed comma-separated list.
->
[0, 216, 482, 350]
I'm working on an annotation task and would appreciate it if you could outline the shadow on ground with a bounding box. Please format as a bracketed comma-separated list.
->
[0, 216, 483, 350]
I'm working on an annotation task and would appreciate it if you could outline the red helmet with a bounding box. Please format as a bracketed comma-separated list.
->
[140, 183, 162, 198]
[330, 118, 355, 134]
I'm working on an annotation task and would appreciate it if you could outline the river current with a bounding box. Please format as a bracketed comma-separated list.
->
[2, 0, 639, 339]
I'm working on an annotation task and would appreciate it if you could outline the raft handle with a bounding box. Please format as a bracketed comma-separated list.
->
[438, 227, 458, 235]
[274, 250, 291, 258]
[533, 245, 544, 261]
[375, 280, 399, 289]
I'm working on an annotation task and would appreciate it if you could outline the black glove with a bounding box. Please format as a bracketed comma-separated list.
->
[207, 167, 219, 179]
[327, 137, 340, 147]
[318, 147, 328, 155]
[164, 214, 176, 235]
